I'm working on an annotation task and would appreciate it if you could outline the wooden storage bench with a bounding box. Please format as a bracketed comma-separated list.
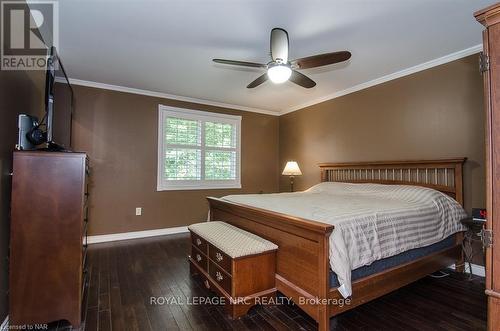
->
[188, 221, 278, 318]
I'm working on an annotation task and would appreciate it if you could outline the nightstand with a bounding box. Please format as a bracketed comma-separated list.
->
[460, 217, 485, 277]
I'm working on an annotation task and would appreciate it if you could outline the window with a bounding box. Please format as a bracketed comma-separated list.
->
[157, 105, 241, 190]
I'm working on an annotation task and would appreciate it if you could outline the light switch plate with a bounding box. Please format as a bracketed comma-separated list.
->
[135, 207, 142, 216]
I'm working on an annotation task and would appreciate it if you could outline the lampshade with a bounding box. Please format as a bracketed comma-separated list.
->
[282, 161, 302, 176]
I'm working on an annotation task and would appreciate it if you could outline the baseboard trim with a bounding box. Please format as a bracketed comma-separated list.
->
[87, 226, 189, 244]
[449, 263, 486, 277]
[1, 315, 8, 331]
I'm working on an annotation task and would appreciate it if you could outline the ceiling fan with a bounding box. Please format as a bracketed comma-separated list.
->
[213, 28, 351, 89]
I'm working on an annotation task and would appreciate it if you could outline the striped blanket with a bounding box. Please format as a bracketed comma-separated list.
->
[222, 182, 467, 298]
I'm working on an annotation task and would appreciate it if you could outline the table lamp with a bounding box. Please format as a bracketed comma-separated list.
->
[282, 161, 302, 192]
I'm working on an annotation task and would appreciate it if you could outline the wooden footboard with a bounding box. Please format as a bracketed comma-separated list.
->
[207, 197, 333, 325]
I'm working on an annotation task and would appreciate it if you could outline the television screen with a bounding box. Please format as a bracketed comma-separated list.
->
[46, 47, 74, 150]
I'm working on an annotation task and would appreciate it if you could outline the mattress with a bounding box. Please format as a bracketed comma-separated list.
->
[329, 234, 456, 287]
[222, 182, 467, 298]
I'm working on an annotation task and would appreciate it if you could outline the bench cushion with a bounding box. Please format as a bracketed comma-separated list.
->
[188, 221, 278, 258]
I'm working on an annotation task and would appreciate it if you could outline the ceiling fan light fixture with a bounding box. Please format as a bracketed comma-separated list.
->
[267, 64, 292, 84]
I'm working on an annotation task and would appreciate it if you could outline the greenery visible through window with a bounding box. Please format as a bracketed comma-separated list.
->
[205, 150, 236, 179]
[205, 122, 234, 148]
[158, 106, 241, 190]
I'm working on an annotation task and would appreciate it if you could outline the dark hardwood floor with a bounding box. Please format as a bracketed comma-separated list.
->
[54, 233, 486, 331]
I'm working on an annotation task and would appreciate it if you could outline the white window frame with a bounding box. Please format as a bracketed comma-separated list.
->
[157, 105, 242, 191]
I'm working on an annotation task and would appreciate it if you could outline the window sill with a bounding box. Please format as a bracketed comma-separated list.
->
[157, 184, 242, 191]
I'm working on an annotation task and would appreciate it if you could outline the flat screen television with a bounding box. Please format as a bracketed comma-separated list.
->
[45, 46, 74, 151]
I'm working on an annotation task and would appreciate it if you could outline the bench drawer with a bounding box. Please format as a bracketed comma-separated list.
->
[208, 244, 232, 274]
[190, 231, 208, 253]
[191, 245, 207, 272]
[209, 260, 232, 295]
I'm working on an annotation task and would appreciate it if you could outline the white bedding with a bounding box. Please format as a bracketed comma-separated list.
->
[222, 182, 467, 298]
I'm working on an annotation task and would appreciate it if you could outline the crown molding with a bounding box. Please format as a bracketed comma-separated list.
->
[280, 44, 483, 115]
[67, 78, 280, 116]
[67, 45, 482, 117]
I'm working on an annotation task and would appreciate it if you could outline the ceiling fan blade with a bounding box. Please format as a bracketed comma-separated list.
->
[270, 28, 289, 63]
[289, 70, 316, 88]
[213, 59, 267, 68]
[292, 51, 351, 69]
[247, 73, 268, 88]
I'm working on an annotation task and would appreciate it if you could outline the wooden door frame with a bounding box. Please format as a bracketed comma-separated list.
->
[475, 3, 500, 331]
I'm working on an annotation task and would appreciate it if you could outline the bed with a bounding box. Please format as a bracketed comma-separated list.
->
[207, 159, 467, 331]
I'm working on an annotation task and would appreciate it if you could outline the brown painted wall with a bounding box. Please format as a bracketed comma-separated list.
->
[0, 1, 47, 320]
[279, 55, 485, 264]
[71, 86, 280, 236]
[0, 69, 45, 322]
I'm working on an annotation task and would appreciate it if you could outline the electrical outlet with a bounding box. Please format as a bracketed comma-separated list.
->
[135, 207, 142, 216]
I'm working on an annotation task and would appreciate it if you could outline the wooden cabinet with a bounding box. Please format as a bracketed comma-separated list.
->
[9, 151, 89, 328]
[189, 230, 277, 319]
[475, 4, 500, 331]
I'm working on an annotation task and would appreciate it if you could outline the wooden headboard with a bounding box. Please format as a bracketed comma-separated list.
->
[319, 158, 467, 206]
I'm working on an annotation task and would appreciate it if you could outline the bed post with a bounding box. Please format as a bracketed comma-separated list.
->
[318, 232, 331, 331]
[454, 162, 464, 207]
[454, 161, 466, 273]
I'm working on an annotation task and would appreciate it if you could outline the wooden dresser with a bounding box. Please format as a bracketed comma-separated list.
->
[9, 151, 89, 328]
[188, 222, 277, 319]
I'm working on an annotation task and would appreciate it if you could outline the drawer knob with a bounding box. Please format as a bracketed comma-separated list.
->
[215, 252, 223, 262]
[215, 271, 223, 282]
[196, 238, 202, 246]
[196, 254, 202, 262]
[204, 280, 210, 289]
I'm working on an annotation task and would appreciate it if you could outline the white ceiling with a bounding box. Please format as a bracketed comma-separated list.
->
[57, 0, 495, 114]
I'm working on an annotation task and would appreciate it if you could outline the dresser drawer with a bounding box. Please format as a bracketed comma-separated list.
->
[191, 245, 207, 272]
[209, 260, 232, 295]
[190, 231, 208, 253]
[209, 244, 232, 274]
